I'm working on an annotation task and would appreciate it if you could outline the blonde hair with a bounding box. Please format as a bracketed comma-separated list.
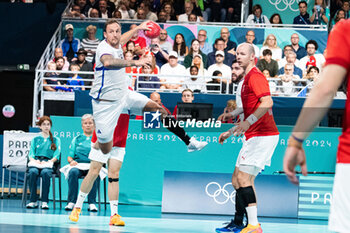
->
[86, 25, 97, 32]
[227, 100, 237, 109]
[263, 34, 279, 48]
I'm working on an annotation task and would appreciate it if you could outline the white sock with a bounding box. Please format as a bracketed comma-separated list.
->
[75, 191, 88, 209]
[246, 206, 258, 226]
[110, 200, 119, 216]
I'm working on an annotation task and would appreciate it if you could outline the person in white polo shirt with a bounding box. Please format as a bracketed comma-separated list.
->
[160, 51, 187, 90]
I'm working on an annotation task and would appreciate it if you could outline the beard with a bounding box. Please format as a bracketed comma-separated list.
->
[232, 74, 244, 84]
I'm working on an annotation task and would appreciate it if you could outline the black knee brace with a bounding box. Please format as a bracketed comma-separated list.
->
[108, 177, 119, 183]
[240, 186, 256, 205]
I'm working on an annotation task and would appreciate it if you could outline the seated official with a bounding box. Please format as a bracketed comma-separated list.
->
[26, 116, 61, 209]
[65, 114, 99, 212]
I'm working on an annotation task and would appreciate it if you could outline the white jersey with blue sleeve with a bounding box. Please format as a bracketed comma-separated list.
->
[89, 40, 128, 101]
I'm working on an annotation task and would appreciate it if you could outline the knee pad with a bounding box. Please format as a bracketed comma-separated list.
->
[240, 186, 256, 205]
[108, 177, 119, 183]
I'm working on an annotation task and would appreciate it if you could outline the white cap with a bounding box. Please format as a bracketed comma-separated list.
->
[169, 51, 178, 58]
[215, 50, 225, 57]
[65, 24, 74, 31]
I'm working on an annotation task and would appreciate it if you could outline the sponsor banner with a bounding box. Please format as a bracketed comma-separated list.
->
[2, 131, 39, 167]
[298, 175, 334, 220]
[162, 171, 299, 217]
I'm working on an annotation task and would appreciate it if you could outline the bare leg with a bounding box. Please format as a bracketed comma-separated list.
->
[80, 161, 103, 194]
[94, 141, 113, 155]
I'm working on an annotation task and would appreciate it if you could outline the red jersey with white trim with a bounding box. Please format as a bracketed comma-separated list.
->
[241, 67, 279, 140]
[324, 19, 350, 164]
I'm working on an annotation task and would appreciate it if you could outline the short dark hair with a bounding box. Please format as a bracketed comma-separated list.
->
[306, 40, 318, 50]
[55, 56, 65, 63]
[252, 4, 262, 13]
[283, 45, 293, 50]
[190, 65, 199, 72]
[104, 19, 121, 32]
[212, 70, 222, 76]
[307, 66, 319, 74]
[262, 49, 272, 56]
[299, 1, 307, 6]
[215, 37, 225, 45]
[182, 88, 194, 96]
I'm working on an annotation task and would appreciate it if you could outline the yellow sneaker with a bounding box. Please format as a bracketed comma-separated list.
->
[109, 214, 125, 226]
[69, 207, 81, 222]
[240, 224, 262, 233]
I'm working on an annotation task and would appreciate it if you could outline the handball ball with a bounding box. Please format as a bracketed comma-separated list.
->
[144, 21, 161, 39]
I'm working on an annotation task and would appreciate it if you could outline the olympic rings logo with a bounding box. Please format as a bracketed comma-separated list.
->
[205, 182, 236, 205]
[268, 0, 310, 12]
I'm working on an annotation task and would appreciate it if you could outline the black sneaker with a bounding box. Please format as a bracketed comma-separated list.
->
[215, 219, 244, 233]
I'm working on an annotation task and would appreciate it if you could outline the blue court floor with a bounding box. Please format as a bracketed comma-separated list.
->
[0, 199, 332, 233]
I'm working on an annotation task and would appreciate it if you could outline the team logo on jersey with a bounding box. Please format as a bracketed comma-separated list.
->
[143, 111, 161, 129]
[97, 129, 102, 134]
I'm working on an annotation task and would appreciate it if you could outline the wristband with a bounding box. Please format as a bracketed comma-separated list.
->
[291, 134, 304, 143]
[287, 136, 303, 149]
[246, 114, 258, 125]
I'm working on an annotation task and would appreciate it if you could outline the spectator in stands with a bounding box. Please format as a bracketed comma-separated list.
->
[299, 40, 325, 73]
[43, 62, 61, 92]
[257, 49, 279, 78]
[332, 9, 346, 26]
[125, 41, 139, 60]
[116, 0, 135, 19]
[342, 0, 350, 18]
[60, 24, 81, 62]
[173, 89, 194, 119]
[310, 0, 330, 25]
[246, 4, 270, 24]
[159, 29, 172, 53]
[278, 63, 299, 96]
[207, 50, 232, 84]
[128, 0, 137, 11]
[26, 116, 60, 209]
[278, 51, 303, 79]
[139, 51, 159, 74]
[188, 13, 198, 22]
[278, 45, 295, 68]
[52, 48, 69, 71]
[260, 34, 282, 61]
[76, 48, 94, 85]
[138, 1, 158, 21]
[208, 38, 235, 67]
[189, 0, 204, 19]
[137, 64, 160, 90]
[293, 1, 311, 25]
[113, 8, 124, 19]
[149, 37, 169, 68]
[290, 33, 307, 60]
[150, 92, 171, 114]
[134, 8, 146, 19]
[124, 50, 138, 89]
[64, 114, 99, 212]
[226, 0, 241, 22]
[218, 100, 237, 123]
[270, 13, 283, 26]
[184, 65, 206, 93]
[262, 69, 278, 95]
[206, 70, 222, 93]
[89, 8, 100, 18]
[239, 30, 259, 58]
[160, 51, 187, 90]
[218, 27, 237, 55]
[190, 54, 208, 78]
[197, 29, 212, 55]
[55, 56, 70, 81]
[98, 0, 112, 18]
[304, 65, 320, 84]
[204, 0, 227, 22]
[184, 39, 208, 69]
[162, 2, 177, 21]
[81, 25, 100, 63]
[76, 0, 91, 16]
[124, 24, 147, 56]
[157, 10, 168, 23]
[66, 4, 86, 19]
[172, 33, 188, 65]
[67, 63, 85, 91]
[178, 1, 200, 22]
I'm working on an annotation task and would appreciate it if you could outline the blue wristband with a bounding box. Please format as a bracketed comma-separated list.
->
[292, 134, 304, 143]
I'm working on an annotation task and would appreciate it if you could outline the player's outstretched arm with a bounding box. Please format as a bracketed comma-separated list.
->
[283, 64, 346, 183]
[101, 54, 152, 69]
[120, 21, 151, 46]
